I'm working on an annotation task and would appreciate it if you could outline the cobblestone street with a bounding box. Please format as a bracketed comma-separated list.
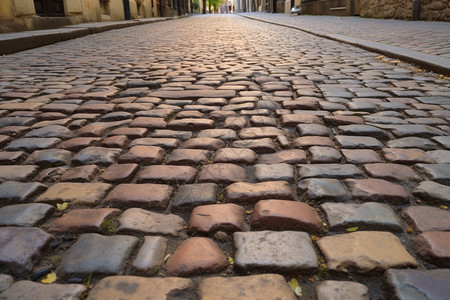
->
[0, 14, 450, 299]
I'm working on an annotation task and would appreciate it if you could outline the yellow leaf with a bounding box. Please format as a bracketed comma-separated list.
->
[56, 202, 69, 212]
[288, 278, 302, 296]
[228, 256, 234, 265]
[346, 227, 358, 232]
[440, 205, 448, 210]
[41, 272, 57, 284]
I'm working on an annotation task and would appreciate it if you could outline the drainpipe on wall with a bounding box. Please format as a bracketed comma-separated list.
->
[123, 0, 131, 19]
[412, 0, 421, 21]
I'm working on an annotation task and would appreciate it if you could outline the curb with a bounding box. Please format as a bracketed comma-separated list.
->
[239, 14, 450, 76]
[0, 16, 182, 56]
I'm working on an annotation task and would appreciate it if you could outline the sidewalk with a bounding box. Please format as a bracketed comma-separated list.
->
[240, 13, 450, 76]
[0, 17, 172, 56]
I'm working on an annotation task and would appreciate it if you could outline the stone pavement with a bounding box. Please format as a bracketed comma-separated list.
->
[0, 13, 450, 299]
[241, 13, 450, 76]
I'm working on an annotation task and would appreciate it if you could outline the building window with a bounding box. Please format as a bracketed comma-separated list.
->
[34, 0, 65, 17]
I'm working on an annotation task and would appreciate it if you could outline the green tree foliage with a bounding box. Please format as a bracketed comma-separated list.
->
[207, 0, 225, 13]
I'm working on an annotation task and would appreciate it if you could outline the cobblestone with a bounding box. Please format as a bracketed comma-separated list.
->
[0, 13, 449, 300]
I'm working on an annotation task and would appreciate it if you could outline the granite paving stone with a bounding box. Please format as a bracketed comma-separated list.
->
[231, 138, 277, 154]
[315, 280, 369, 300]
[233, 231, 318, 273]
[181, 137, 225, 150]
[317, 231, 417, 273]
[165, 149, 210, 165]
[4, 137, 61, 152]
[0, 151, 27, 164]
[198, 163, 247, 184]
[253, 163, 294, 183]
[225, 181, 294, 203]
[171, 183, 219, 210]
[56, 233, 139, 279]
[35, 182, 111, 205]
[118, 145, 165, 165]
[239, 127, 286, 139]
[382, 148, 436, 165]
[137, 165, 197, 184]
[259, 149, 307, 164]
[321, 202, 403, 231]
[117, 208, 185, 236]
[99, 163, 138, 183]
[427, 150, 450, 164]
[188, 203, 245, 233]
[298, 178, 349, 202]
[131, 236, 167, 275]
[24, 149, 72, 166]
[413, 180, 450, 203]
[131, 137, 180, 149]
[335, 135, 383, 150]
[363, 163, 421, 182]
[251, 199, 323, 232]
[166, 237, 228, 276]
[412, 231, 450, 267]
[0, 281, 87, 300]
[0, 181, 47, 203]
[296, 124, 331, 136]
[101, 135, 130, 148]
[0, 274, 13, 293]
[72, 146, 122, 166]
[0, 203, 54, 227]
[213, 148, 258, 164]
[386, 137, 438, 150]
[24, 125, 74, 139]
[413, 164, 450, 185]
[342, 149, 382, 164]
[401, 206, 450, 232]
[198, 274, 296, 300]
[0, 227, 54, 275]
[293, 136, 334, 148]
[57, 137, 101, 151]
[345, 178, 409, 204]
[86, 276, 195, 300]
[298, 164, 364, 179]
[384, 269, 450, 300]
[105, 183, 173, 209]
[48, 208, 121, 233]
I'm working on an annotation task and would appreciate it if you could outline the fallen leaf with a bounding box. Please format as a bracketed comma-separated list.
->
[308, 277, 315, 283]
[56, 202, 69, 212]
[311, 235, 320, 242]
[288, 278, 302, 296]
[41, 272, 57, 284]
[346, 227, 358, 232]
[406, 226, 414, 234]
[245, 210, 253, 214]
[440, 205, 448, 210]
[228, 256, 234, 265]
[163, 253, 171, 262]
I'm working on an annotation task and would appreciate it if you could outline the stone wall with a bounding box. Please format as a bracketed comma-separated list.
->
[360, 0, 450, 21]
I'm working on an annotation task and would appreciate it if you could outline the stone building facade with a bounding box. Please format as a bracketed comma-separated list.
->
[360, 0, 450, 21]
[0, 0, 190, 33]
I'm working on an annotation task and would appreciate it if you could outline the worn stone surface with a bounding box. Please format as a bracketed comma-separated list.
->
[401, 206, 450, 232]
[72, 146, 122, 166]
[105, 183, 173, 209]
[413, 181, 450, 203]
[0, 181, 47, 203]
[321, 202, 403, 231]
[363, 163, 421, 182]
[298, 178, 349, 202]
[0, 203, 54, 227]
[118, 145, 165, 165]
[0, 227, 54, 275]
[172, 183, 219, 210]
[299, 164, 364, 179]
[253, 163, 294, 183]
[198, 163, 247, 184]
[251, 199, 323, 232]
[132, 236, 168, 275]
[317, 231, 417, 273]
[345, 178, 409, 204]
[384, 269, 450, 300]
[234, 231, 318, 273]
[0, 274, 13, 293]
[87, 276, 195, 300]
[225, 181, 294, 203]
[315, 280, 369, 300]
[48, 208, 120, 233]
[56, 233, 139, 279]
[414, 164, 450, 184]
[118, 208, 185, 236]
[36, 182, 111, 205]
[198, 274, 296, 300]
[412, 231, 450, 267]
[188, 203, 245, 233]
[0, 281, 87, 300]
[166, 237, 228, 276]
[137, 165, 197, 184]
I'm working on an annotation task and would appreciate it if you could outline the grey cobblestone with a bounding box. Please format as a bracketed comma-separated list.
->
[0, 13, 449, 300]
